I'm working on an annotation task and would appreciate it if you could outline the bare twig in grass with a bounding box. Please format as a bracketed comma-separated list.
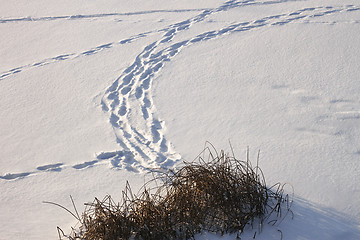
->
[52, 144, 292, 239]
[43, 196, 81, 222]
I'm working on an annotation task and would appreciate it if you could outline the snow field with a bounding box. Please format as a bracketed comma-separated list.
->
[1, 0, 360, 239]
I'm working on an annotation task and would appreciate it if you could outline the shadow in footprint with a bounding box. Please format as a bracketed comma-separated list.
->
[125, 165, 140, 173]
[329, 99, 352, 104]
[106, 151, 137, 170]
[110, 113, 120, 127]
[135, 87, 143, 99]
[97, 151, 122, 160]
[37, 163, 63, 172]
[111, 158, 121, 168]
[72, 160, 98, 170]
[151, 126, 161, 143]
[160, 138, 169, 152]
[0, 172, 32, 180]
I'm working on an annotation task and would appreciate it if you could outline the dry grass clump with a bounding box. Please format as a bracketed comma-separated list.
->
[55, 145, 292, 240]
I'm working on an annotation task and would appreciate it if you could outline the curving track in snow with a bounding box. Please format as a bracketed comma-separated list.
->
[99, 1, 360, 171]
[1, 0, 360, 179]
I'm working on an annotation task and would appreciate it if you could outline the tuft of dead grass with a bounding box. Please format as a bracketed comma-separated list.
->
[52, 144, 292, 240]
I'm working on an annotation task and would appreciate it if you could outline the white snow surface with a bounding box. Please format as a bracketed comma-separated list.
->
[1, 0, 360, 239]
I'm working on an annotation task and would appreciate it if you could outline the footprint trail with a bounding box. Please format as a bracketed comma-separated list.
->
[2, 0, 360, 179]
[100, 1, 360, 171]
[0, 0, 314, 81]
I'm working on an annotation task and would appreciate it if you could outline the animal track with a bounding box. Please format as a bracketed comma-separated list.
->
[2, 0, 360, 179]
[0, 9, 212, 24]
[0, 172, 32, 180]
[0, 163, 64, 180]
[0, 151, 138, 180]
[101, 2, 360, 171]
[36, 163, 63, 171]
[72, 160, 98, 169]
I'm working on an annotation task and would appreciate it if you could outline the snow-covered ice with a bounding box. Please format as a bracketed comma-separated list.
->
[1, 0, 360, 239]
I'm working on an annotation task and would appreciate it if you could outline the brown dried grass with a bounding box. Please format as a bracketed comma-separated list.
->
[53, 144, 292, 240]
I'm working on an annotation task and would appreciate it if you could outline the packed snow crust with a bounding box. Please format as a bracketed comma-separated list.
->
[1, 0, 360, 239]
